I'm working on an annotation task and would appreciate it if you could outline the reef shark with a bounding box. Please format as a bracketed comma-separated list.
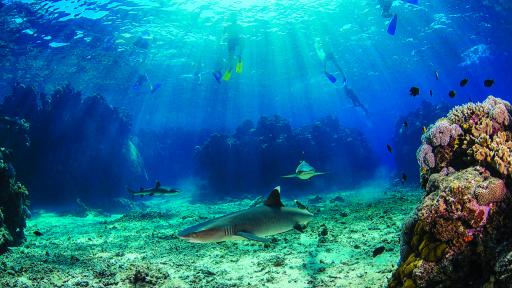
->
[282, 160, 325, 180]
[127, 181, 179, 197]
[178, 186, 313, 243]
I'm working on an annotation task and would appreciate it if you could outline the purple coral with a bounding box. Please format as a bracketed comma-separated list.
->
[424, 120, 462, 147]
[416, 144, 435, 169]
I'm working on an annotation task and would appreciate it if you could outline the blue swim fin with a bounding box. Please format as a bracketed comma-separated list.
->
[324, 72, 337, 83]
[387, 14, 398, 35]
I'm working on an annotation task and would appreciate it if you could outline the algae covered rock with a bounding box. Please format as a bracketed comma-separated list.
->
[0, 148, 29, 253]
[391, 96, 512, 288]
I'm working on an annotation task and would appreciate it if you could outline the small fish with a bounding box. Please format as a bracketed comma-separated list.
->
[429, 89, 433, 96]
[435, 71, 439, 80]
[422, 126, 427, 134]
[409, 86, 420, 96]
[459, 79, 469, 87]
[449, 90, 456, 98]
[373, 246, 386, 257]
[150, 83, 161, 94]
[403, 121, 408, 128]
[386, 144, 393, 153]
[33, 231, 43, 236]
[401, 173, 407, 183]
[484, 79, 495, 87]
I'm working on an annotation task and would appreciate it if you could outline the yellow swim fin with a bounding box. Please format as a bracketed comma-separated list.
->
[222, 69, 232, 81]
[235, 60, 243, 74]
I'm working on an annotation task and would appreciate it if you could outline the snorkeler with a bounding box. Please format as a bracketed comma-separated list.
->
[213, 17, 244, 83]
[314, 38, 347, 85]
[343, 84, 369, 115]
[378, 0, 393, 18]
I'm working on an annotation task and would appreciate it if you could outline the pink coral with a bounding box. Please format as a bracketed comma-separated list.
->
[416, 144, 435, 169]
[423, 120, 462, 147]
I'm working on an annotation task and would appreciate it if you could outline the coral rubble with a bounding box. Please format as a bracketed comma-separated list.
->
[390, 96, 512, 287]
[0, 148, 29, 254]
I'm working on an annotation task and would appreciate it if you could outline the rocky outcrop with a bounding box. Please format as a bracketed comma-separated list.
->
[0, 148, 29, 254]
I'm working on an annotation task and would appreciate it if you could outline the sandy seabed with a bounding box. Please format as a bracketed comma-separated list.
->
[0, 183, 421, 288]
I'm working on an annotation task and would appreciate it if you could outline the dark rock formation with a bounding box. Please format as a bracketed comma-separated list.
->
[0, 83, 145, 207]
[196, 115, 377, 198]
[0, 148, 29, 254]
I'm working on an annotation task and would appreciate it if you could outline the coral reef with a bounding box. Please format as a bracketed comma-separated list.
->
[0, 83, 145, 207]
[417, 96, 512, 187]
[0, 148, 29, 254]
[390, 96, 512, 288]
[196, 115, 377, 198]
[392, 101, 450, 182]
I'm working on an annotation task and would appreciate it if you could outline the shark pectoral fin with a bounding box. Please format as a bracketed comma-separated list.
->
[314, 172, 326, 176]
[236, 232, 270, 243]
[293, 223, 306, 233]
[281, 174, 297, 178]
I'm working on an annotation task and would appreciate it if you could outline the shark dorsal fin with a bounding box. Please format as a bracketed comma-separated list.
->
[155, 180, 161, 189]
[264, 186, 284, 208]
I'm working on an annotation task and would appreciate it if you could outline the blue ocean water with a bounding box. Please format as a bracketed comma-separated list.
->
[1, 0, 511, 203]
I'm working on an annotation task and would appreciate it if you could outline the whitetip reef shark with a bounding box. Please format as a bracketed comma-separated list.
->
[282, 160, 326, 180]
[127, 181, 180, 197]
[178, 186, 313, 243]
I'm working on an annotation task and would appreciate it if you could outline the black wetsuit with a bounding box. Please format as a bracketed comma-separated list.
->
[344, 86, 369, 115]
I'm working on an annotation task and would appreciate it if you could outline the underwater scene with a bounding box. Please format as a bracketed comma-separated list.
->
[1, 0, 512, 287]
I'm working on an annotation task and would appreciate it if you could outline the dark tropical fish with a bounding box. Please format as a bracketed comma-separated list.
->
[401, 173, 407, 183]
[150, 83, 162, 94]
[459, 79, 469, 87]
[387, 14, 398, 35]
[449, 90, 456, 98]
[429, 89, 433, 96]
[409, 86, 420, 96]
[33, 231, 43, 236]
[484, 79, 495, 87]
[373, 246, 385, 257]
[422, 126, 427, 134]
[324, 71, 337, 83]
[386, 144, 393, 153]
[127, 181, 180, 197]
[178, 187, 314, 243]
[282, 161, 325, 180]
[403, 121, 408, 128]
